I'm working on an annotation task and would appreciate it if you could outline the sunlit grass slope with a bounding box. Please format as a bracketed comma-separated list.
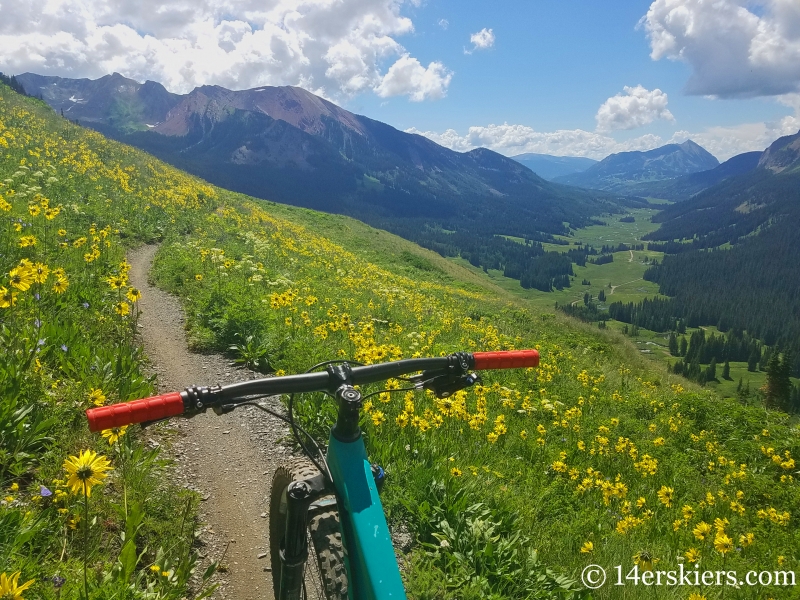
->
[0, 87, 218, 599]
[2, 86, 799, 599]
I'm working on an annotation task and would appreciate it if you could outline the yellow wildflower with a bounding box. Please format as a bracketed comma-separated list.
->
[62, 450, 112, 497]
[88, 388, 106, 406]
[9, 267, 34, 291]
[684, 548, 701, 563]
[657, 485, 673, 507]
[0, 286, 17, 308]
[692, 521, 711, 541]
[713, 533, 733, 555]
[0, 571, 35, 599]
[101, 426, 128, 445]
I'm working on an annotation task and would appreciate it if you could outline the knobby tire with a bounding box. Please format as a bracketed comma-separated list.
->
[269, 459, 348, 600]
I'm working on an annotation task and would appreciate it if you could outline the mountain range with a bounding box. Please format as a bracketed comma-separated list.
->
[509, 153, 597, 180]
[17, 72, 637, 235]
[553, 140, 720, 193]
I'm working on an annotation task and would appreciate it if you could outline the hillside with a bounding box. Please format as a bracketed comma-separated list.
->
[553, 140, 719, 193]
[510, 152, 597, 180]
[3, 83, 800, 599]
[606, 131, 800, 377]
[619, 151, 761, 201]
[18, 72, 643, 291]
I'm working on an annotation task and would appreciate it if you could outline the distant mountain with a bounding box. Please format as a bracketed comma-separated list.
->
[18, 72, 181, 131]
[17, 72, 644, 291]
[553, 140, 719, 193]
[620, 151, 761, 201]
[510, 153, 597, 181]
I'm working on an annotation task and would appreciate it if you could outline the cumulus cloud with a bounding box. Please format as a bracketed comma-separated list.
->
[465, 28, 494, 53]
[668, 105, 800, 160]
[0, 0, 451, 101]
[408, 101, 800, 160]
[642, 0, 800, 97]
[406, 123, 665, 160]
[595, 85, 674, 132]
[438, 19, 449, 30]
[375, 54, 452, 101]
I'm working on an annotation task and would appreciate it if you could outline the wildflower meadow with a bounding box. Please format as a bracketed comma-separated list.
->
[1, 83, 799, 599]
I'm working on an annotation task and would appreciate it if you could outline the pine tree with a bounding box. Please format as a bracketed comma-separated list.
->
[598, 289, 606, 302]
[679, 336, 688, 357]
[707, 357, 717, 382]
[722, 360, 730, 380]
[668, 333, 679, 357]
[765, 351, 792, 411]
[747, 347, 759, 372]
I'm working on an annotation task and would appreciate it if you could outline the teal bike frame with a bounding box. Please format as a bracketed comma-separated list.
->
[326, 433, 406, 599]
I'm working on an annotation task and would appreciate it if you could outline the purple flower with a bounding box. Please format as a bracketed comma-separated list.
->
[34, 318, 41, 328]
[60, 344, 68, 352]
[40, 485, 52, 497]
[82, 302, 89, 309]
[37, 338, 45, 346]
[52, 575, 65, 589]
[34, 293, 41, 301]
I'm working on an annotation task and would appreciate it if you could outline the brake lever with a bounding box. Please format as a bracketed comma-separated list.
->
[424, 372, 482, 398]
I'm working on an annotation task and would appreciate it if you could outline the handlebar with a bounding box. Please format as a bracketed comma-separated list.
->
[86, 350, 539, 432]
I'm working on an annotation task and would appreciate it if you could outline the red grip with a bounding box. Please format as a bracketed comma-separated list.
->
[86, 392, 185, 432]
[473, 350, 539, 370]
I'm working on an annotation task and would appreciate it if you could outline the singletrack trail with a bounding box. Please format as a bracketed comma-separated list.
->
[130, 245, 293, 600]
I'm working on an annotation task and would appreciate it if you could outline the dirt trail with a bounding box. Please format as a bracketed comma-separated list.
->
[130, 245, 293, 600]
[609, 277, 642, 295]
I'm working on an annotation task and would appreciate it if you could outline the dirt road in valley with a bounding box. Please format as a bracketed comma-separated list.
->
[129, 244, 293, 600]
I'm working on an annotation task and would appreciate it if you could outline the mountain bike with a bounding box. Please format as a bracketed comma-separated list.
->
[86, 349, 539, 600]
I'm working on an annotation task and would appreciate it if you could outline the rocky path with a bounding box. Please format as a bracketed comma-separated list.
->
[130, 244, 294, 600]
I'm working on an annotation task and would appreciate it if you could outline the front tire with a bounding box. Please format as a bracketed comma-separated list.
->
[269, 459, 348, 600]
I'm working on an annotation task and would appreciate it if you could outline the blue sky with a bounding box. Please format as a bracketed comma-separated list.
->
[350, 0, 799, 160]
[2, 0, 798, 159]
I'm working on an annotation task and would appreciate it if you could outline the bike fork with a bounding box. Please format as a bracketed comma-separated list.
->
[279, 473, 329, 600]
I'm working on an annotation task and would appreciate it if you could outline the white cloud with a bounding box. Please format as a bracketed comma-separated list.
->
[375, 54, 452, 101]
[0, 0, 451, 101]
[438, 19, 449, 30]
[642, 0, 800, 98]
[668, 109, 800, 160]
[595, 85, 674, 132]
[408, 100, 800, 161]
[465, 27, 494, 53]
[406, 123, 665, 160]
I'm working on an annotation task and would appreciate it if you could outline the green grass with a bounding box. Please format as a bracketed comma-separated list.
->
[0, 85, 217, 599]
[5, 85, 800, 600]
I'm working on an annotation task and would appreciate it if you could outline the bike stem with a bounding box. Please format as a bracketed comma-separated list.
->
[328, 363, 363, 443]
